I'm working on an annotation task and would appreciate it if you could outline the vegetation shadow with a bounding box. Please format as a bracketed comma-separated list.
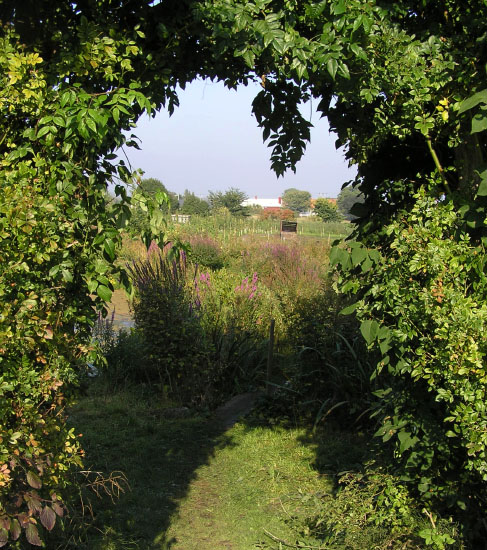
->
[62, 382, 242, 550]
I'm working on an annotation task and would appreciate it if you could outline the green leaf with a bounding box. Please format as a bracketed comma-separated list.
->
[476, 170, 487, 196]
[338, 62, 350, 80]
[327, 58, 338, 80]
[471, 113, 487, 134]
[242, 49, 255, 68]
[61, 269, 73, 282]
[94, 259, 109, 274]
[351, 246, 367, 266]
[458, 89, 487, 114]
[332, 0, 346, 15]
[414, 116, 434, 136]
[87, 279, 98, 293]
[352, 15, 364, 32]
[85, 117, 97, 133]
[96, 284, 112, 302]
[398, 430, 418, 453]
[36, 126, 51, 138]
[360, 319, 379, 345]
[49, 265, 60, 278]
[340, 302, 358, 315]
[296, 62, 307, 80]
[103, 238, 116, 261]
[263, 32, 274, 49]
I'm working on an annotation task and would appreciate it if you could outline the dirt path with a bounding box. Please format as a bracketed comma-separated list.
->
[160, 394, 264, 550]
[214, 391, 264, 429]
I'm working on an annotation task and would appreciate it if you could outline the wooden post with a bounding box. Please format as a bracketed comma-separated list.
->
[266, 319, 275, 396]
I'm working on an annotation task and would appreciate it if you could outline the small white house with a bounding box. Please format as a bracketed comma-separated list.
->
[241, 196, 282, 208]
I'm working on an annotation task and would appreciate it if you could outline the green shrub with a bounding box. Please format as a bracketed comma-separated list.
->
[92, 313, 148, 389]
[128, 253, 210, 404]
[188, 234, 226, 270]
[193, 268, 283, 392]
[285, 287, 377, 420]
[333, 189, 487, 527]
[293, 468, 462, 550]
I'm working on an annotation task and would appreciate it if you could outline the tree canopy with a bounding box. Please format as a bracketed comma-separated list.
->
[139, 178, 179, 211]
[282, 188, 311, 213]
[208, 187, 250, 216]
[313, 198, 342, 222]
[180, 190, 210, 216]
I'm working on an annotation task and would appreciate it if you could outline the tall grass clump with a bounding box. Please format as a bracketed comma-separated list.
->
[287, 288, 378, 421]
[91, 311, 147, 391]
[128, 253, 211, 404]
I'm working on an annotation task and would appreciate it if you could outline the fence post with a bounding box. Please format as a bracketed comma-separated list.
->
[266, 319, 275, 396]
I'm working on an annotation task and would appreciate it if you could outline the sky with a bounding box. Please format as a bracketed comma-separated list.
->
[122, 79, 357, 200]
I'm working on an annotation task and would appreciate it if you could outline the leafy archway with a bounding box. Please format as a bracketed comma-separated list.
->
[1, 0, 487, 545]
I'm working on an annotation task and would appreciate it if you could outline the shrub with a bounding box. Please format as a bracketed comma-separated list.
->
[188, 234, 225, 270]
[291, 468, 461, 550]
[92, 312, 148, 389]
[128, 253, 209, 404]
[128, 254, 274, 405]
[193, 268, 283, 392]
[237, 239, 328, 303]
[333, 189, 487, 526]
[313, 198, 343, 222]
[286, 287, 377, 420]
[259, 208, 295, 220]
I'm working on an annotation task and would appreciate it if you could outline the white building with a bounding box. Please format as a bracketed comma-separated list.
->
[241, 196, 282, 208]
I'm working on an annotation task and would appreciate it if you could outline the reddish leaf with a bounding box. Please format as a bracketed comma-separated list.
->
[40, 506, 56, 531]
[17, 513, 30, 527]
[51, 502, 64, 517]
[25, 524, 42, 546]
[10, 519, 21, 541]
[26, 495, 42, 513]
[26, 471, 42, 489]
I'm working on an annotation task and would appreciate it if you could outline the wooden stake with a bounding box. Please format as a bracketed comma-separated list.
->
[267, 319, 275, 396]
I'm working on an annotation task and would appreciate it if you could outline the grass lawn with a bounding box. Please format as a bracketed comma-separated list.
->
[61, 384, 366, 550]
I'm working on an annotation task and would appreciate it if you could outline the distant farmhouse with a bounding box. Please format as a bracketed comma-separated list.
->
[241, 196, 283, 209]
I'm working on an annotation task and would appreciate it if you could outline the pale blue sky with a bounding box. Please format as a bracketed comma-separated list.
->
[123, 79, 356, 199]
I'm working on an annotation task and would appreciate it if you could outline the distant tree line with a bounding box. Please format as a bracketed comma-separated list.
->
[130, 179, 362, 226]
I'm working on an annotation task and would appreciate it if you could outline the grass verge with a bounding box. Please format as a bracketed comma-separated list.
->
[55, 384, 356, 549]
[55, 383, 462, 550]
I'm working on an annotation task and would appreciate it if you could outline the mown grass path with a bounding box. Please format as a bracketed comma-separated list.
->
[65, 388, 343, 550]
[163, 422, 331, 550]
